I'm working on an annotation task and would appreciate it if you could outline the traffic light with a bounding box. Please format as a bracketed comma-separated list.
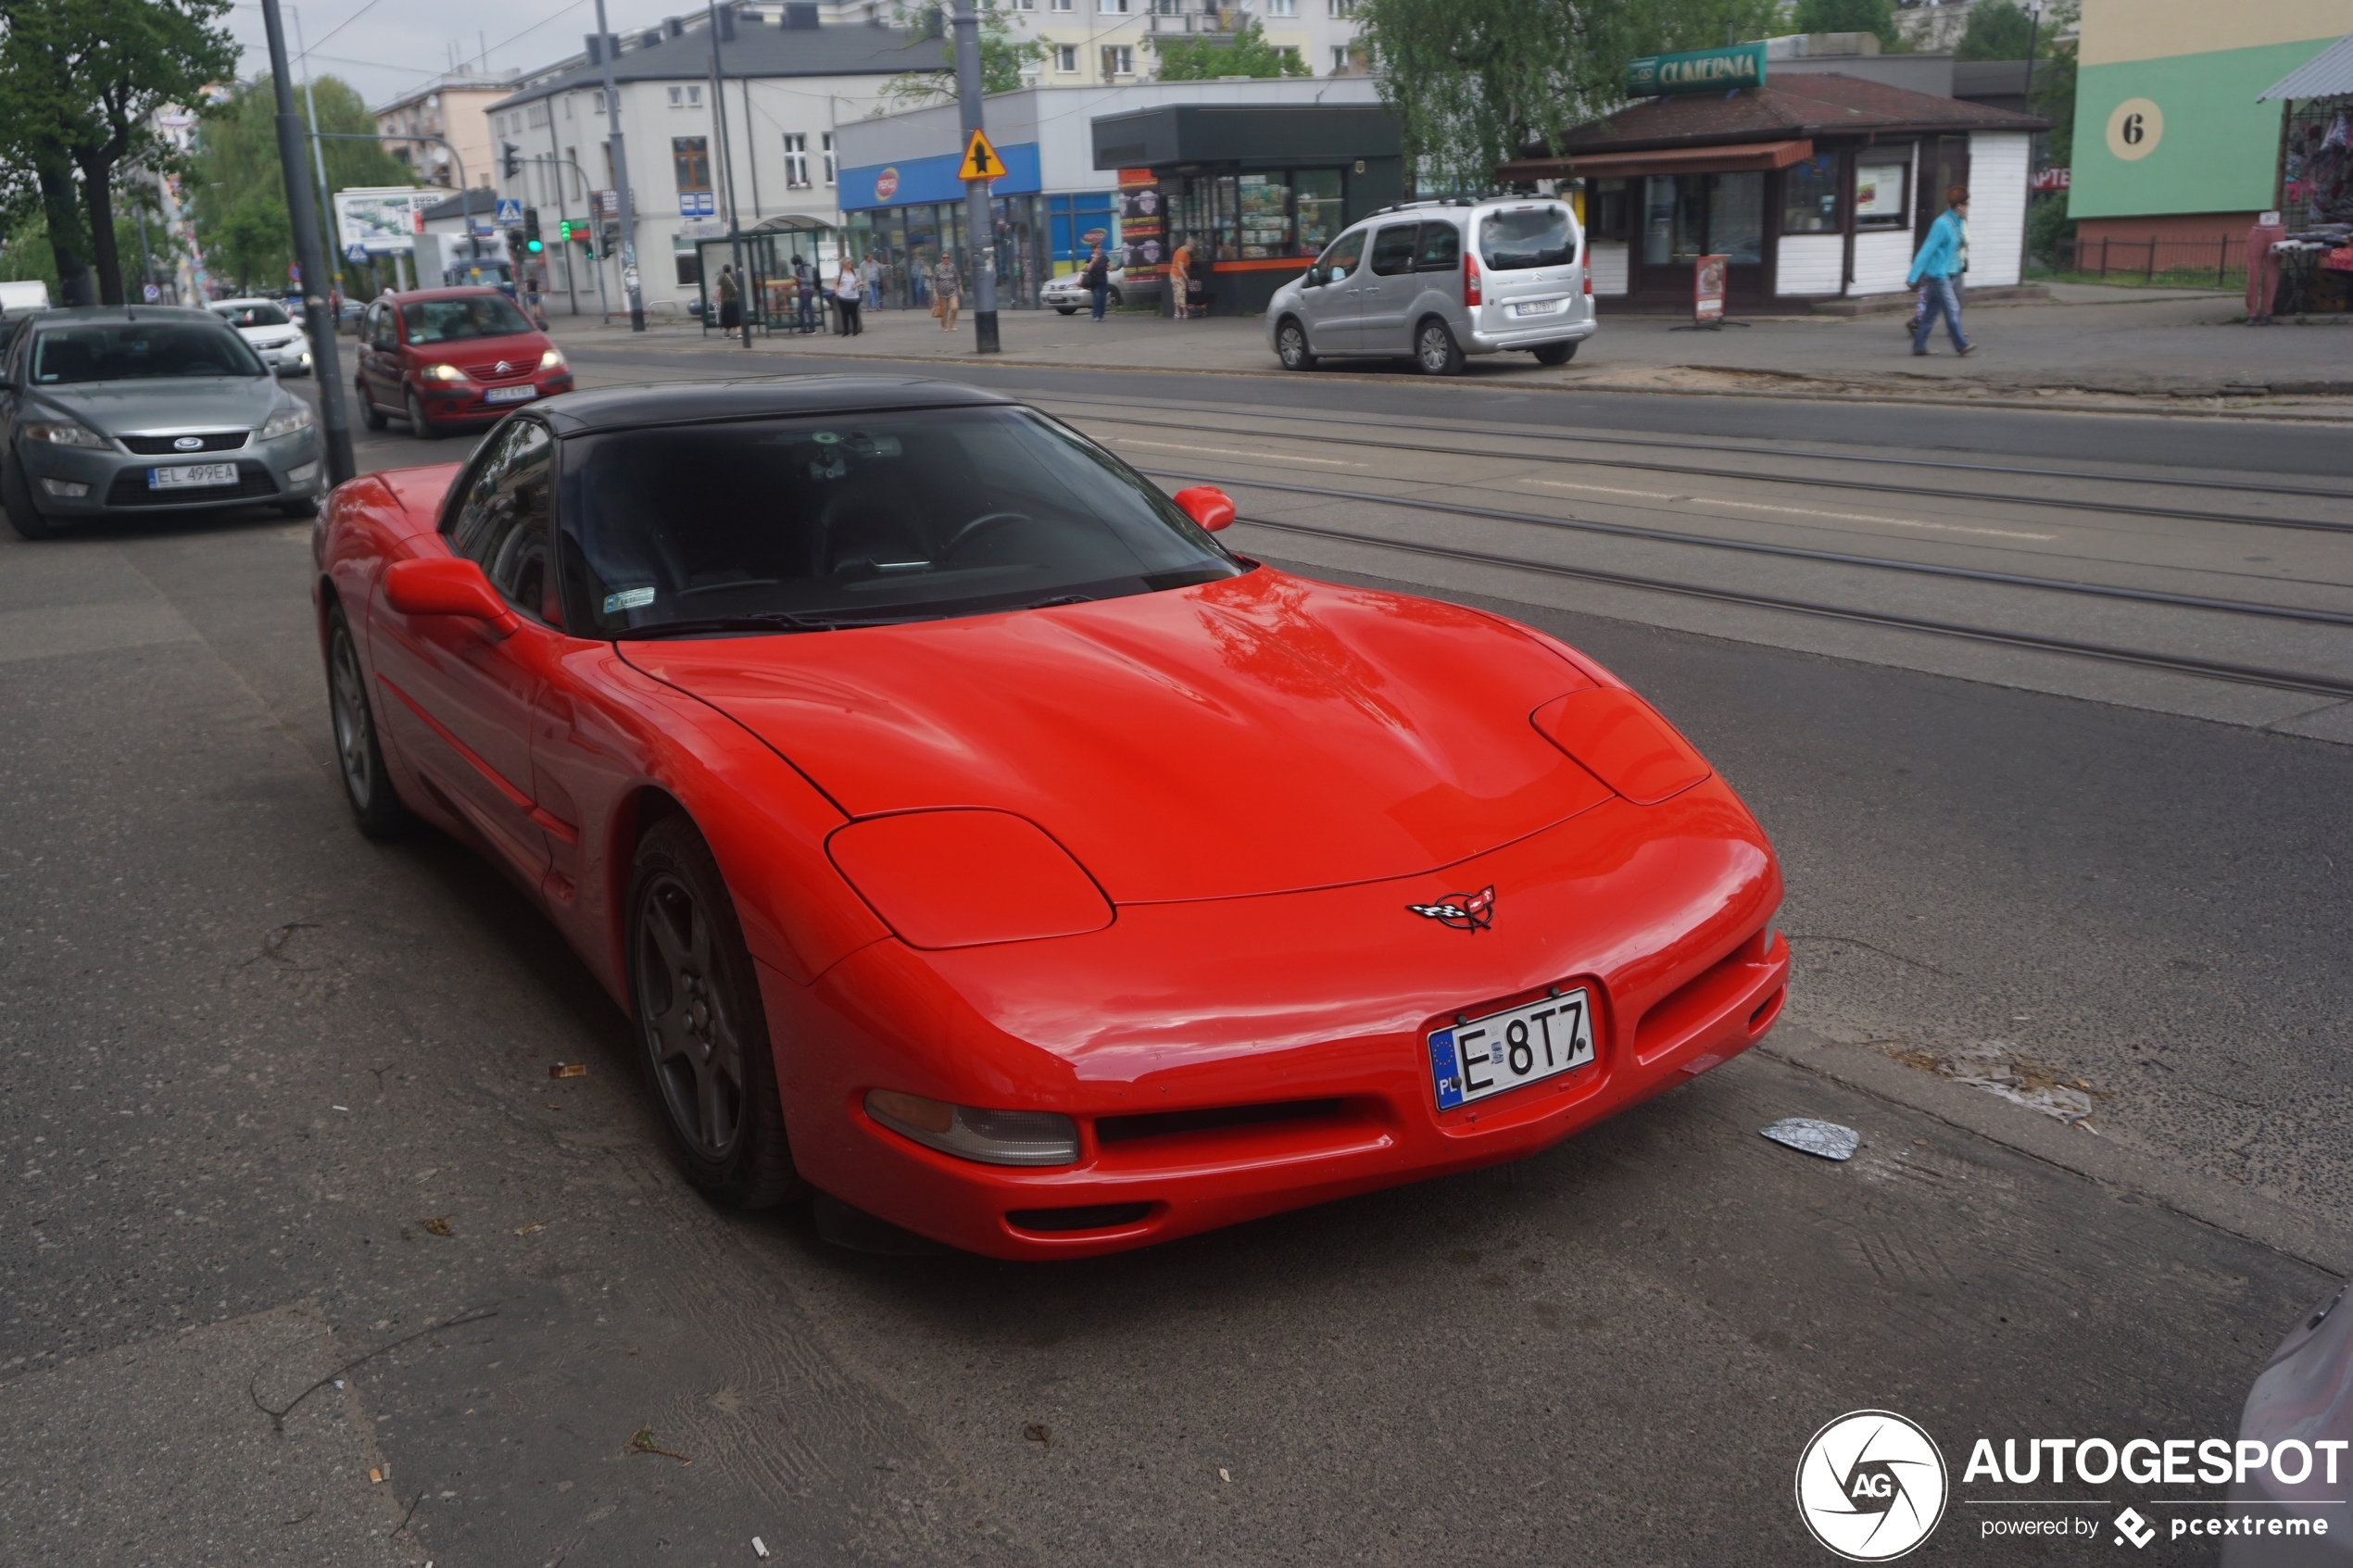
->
[599, 220, 620, 258]
[501, 142, 521, 179]
[558, 218, 574, 244]
[523, 207, 543, 254]
[505, 226, 524, 257]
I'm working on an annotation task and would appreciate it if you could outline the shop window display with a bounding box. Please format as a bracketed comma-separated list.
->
[1239, 173, 1292, 258]
[1780, 156, 1838, 233]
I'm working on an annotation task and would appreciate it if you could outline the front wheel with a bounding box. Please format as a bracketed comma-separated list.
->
[627, 816, 802, 1210]
[1276, 318, 1317, 371]
[1, 453, 57, 540]
[1106, 287, 1122, 307]
[1416, 319, 1466, 376]
[326, 605, 414, 839]
[1532, 341, 1578, 366]
[405, 387, 441, 441]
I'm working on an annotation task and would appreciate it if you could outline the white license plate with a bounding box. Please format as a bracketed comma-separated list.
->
[1428, 989, 1596, 1110]
[1512, 299, 1561, 317]
[148, 462, 240, 490]
[484, 384, 537, 404]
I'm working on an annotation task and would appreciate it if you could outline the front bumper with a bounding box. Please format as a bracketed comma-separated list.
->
[19, 427, 325, 517]
[769, 778, 1785, 1260]
[411, 371, 574, 424]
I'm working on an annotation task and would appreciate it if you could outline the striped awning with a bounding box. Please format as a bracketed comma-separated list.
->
[2259, 32, 2353, 101]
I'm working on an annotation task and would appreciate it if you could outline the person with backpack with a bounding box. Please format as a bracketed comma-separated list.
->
[1907, 187, 1974, 357]
[1081, 241, 1111, 323]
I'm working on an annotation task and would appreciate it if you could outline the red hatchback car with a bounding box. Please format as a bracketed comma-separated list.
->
[354, 287, 573, 440]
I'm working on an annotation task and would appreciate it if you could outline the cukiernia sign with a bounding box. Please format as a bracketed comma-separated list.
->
[1625, 42, 1767, 97]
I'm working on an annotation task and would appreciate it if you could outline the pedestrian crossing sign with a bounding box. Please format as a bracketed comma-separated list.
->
[957, 130, 1003, 183]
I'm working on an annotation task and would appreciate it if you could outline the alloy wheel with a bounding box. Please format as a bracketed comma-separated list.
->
[635, 872, 746, 1160]
[329, 629, 375, 810]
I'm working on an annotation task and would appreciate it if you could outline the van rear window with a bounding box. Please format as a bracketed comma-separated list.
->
[1480, 207, 1577, 270]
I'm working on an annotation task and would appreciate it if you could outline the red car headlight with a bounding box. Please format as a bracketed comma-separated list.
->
[826, 808, 1112, 949]
[1529, 688, 1711, 805]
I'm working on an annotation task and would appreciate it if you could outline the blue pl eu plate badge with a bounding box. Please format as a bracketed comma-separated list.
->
[1429, 1029, 1465, 1110]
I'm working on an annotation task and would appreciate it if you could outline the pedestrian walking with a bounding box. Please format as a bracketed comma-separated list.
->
[715, 264, 742, 340]
[932, 250, 962, 331]
[791, 255, 818, 333]
[862, 251, 882, 310]
[1907, 187, 1973, 357]
[834, 257, 863, 336]
[1081, 241, 1111, 323]
[524, 276, 547, 328]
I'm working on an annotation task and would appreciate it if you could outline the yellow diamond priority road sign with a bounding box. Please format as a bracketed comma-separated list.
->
[957, 129, 1004, 183]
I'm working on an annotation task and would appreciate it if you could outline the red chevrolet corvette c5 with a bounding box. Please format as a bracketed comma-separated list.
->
[312, 377, 1787, 1259]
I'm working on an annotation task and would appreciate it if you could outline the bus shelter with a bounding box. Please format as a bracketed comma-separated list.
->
[693, 217, 842, 336]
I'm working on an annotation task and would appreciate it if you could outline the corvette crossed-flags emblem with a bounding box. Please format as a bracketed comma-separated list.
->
[1406, 885, 1495, 932]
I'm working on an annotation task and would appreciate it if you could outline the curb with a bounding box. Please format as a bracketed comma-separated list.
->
[1759, 1024, 2351, 1277]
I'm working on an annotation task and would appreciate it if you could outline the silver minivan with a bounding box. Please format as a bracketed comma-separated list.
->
[1265, 197, 1597, 375]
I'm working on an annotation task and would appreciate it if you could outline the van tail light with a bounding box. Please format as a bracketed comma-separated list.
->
[1465, 255, 1482, 308]
[1583, 272, 1592, 295]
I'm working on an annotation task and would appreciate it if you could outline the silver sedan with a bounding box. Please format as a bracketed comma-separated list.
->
[0, 306, 324, 540]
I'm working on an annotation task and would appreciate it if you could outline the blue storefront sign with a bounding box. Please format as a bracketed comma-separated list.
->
[838, 142, 1041, 211]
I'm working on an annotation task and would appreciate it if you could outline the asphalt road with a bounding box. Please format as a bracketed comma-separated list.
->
[1, 350, 2346, 1567]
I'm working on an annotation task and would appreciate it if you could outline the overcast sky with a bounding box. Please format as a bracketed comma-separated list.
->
[228, 0, 698, 110]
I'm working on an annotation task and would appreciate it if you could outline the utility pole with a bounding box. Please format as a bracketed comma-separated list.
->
[595, 0, 646, 331]
[951, 0, 1000, 353]
[258, 0, 356, 487]
[707, 2, 752, 349]
[290, 7, 347, 309]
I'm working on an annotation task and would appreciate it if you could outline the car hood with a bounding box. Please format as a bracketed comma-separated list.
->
[33, 376, 284, 436]
[622, 569, 1621, 903]
[409, 332, 543, 366]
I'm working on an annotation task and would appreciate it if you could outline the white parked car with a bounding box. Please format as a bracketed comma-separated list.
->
[209, 297, 312, 376]
[1041, 266, 1125, 315]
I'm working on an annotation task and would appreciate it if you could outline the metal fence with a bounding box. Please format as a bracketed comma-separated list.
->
[2052, 234, 2246, 289]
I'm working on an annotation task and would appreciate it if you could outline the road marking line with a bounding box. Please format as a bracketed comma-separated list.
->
[1522, 478, 2057, 541]
[1110, 437, 1362, 467]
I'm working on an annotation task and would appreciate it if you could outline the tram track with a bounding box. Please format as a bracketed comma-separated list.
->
[1130, 470, 2353, 630]
[1221, 511, 2353, 703]
[1042, 395, 2353, 533]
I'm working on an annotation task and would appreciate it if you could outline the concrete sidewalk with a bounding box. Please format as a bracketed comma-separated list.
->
[543, 285, 2353, 417]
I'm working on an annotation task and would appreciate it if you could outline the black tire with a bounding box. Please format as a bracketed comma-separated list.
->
[627, 816, 802, 1210]
[1054, 306, 1078, 316]
[1, 451, 57, 540]
[1532, 341, 1577, 366]
[1416, 317, 1466, 376]
[325, 603, 414, 840]
[359, 379, 387, 431]
[1276, 317, 1317, 371]
[1106, 287, 1122, 307]
[277, 496, 319, 519]
[405, 387, 441, 441]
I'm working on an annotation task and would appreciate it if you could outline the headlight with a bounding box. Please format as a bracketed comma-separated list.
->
[826, 808, 1110, 948]
[538, 347, 566, 371]
[864, 1090, 1079, 1167]
[258, 405, 314, 441]
[420, 362, 465, 382]
[22, 419, 107, 449]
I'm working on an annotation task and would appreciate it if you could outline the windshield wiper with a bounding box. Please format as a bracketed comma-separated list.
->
[1024, 594, 1095, 609]
[616, 611, 863, 638]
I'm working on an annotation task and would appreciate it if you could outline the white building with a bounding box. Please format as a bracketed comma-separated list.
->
[484, 11, 940, 314]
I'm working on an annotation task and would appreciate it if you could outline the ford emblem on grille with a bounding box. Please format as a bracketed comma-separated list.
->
[495, 360, 512, 375]
[173, 435, 204, 450]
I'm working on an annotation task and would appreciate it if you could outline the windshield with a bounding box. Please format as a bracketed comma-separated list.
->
[1480, 206, 1578, 270]
[402, 295, 535, 345]
[561, 406, 1244, 636]
[31, 321, 263, 384]
[215, 302, 293, 329]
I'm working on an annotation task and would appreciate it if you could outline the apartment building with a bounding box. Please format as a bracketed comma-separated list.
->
[374, 66, 523, 192]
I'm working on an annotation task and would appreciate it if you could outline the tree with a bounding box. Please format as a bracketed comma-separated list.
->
[2032, 31, 2077, 168]
[185, 76, 410, 298]
[1357, 0, 1780, 196]
[881, 2, 1045, 107]
[1790, 0, 1901, 50]
[1955, 0, 2036, 61]
[1151, 19, 1311, 82]
[0, 0, 238, 304]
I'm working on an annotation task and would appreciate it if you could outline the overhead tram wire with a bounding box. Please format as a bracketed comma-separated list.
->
[1125, 470, 2353, 630]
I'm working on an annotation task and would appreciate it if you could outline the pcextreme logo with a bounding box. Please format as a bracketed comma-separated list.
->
[1796, 1411, 1951, 1561]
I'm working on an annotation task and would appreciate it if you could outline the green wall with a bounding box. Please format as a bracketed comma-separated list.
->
[2071, 37, 2336, 219]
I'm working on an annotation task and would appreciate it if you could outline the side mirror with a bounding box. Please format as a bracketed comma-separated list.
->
[384, 555, 519, 636]
[1172, 484, 1235, 533]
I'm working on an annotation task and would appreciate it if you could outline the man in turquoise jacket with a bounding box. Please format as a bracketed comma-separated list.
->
[1908, 187, 1973, 357]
